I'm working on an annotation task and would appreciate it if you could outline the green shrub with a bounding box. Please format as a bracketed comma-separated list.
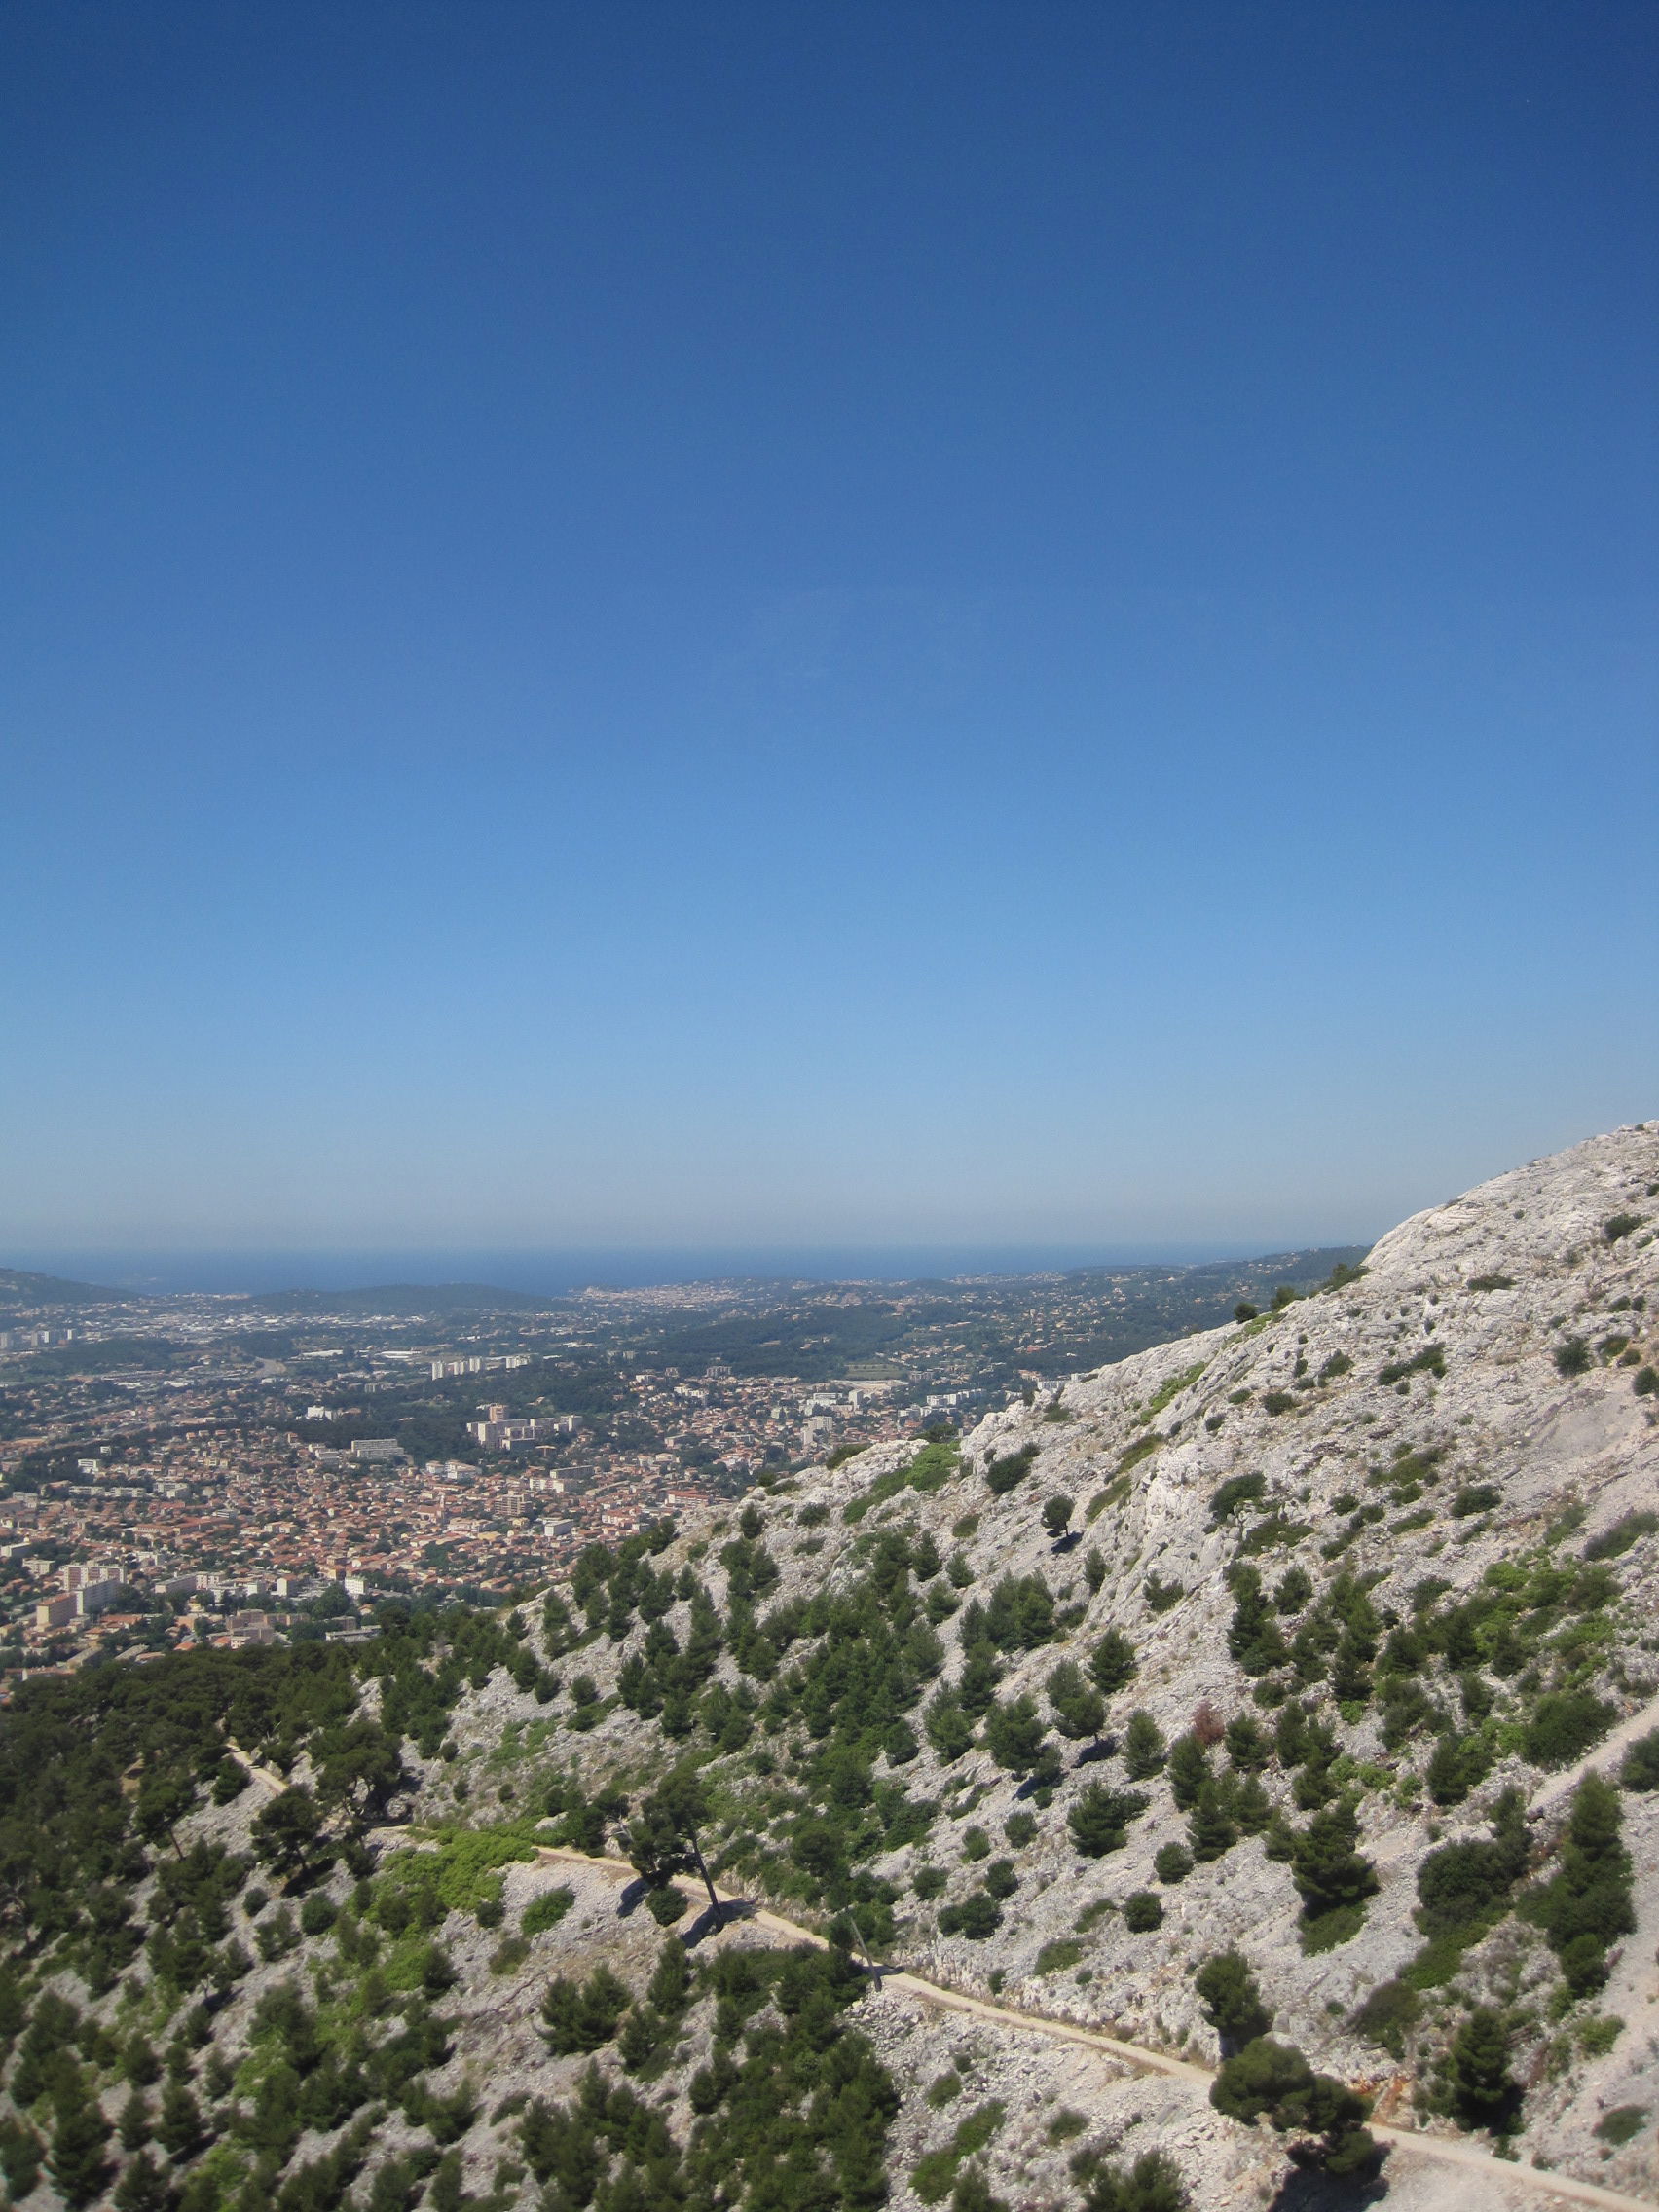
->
[911, 2100, 1006, 2204]
[1033, 1939, 1084, 1975]
[1452, 1484, 1502, 1519]
[1074, 2149, 1190, 2210]
[1603, 1213, 1643, 1242]
[1004, 1812, 1037, 1847]
[1584, 1511, 1659, 1560]
[1619, 1730, 1659, 1791]
[1468, 1274, 1514, 1292]
[298, 1893, 337, 1936]
[1579, 2014, 1623, 2056]
[1379, 1346, 1446, 1386]
[912, 1864, 947, 1900]
[1261, 1392, 1296, 1416]
[1208, 1473, 1266, 1526]
[937, 1894, 1002, 1940]
[1143, 1574, 1183, 1613]
[1524, 1690, 1614, 1769]
[1555, 1338, 1593, 1378]
[1595, 2105, 1647, 2146]
[1635, 1366, 1659, 1397]
[1350, 1978, 1420, 2058]
[1122, 1892, 1162, 1933]
[1209, 2038, 1375, 2173]
[986, 1447, 1038, 1496]
[1522, 1772, 1635, 1995]
[1067, 1785, 1149, 1858]
[1153, 1843, 1193, 1885]
[540, 1965, 631, 2054]
[1194, 1950, 1272, 2048]
[521, 1886, 576, 1938]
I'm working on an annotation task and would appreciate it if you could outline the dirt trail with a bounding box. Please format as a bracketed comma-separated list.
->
[521, 1840, 1654, 2212]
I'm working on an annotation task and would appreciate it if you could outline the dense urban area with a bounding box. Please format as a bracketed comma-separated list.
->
[0, 1248, 1360, 1685]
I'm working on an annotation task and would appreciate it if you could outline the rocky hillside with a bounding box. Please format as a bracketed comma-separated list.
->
[3, 1124, 1658, 2212]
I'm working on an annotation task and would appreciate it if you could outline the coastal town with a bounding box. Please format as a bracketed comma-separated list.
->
[0, 1241, 1359, 1684]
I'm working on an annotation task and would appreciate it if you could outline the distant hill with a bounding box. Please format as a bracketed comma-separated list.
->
[248, 1281, 557, 1317]
[0, 1265, 128, 1307]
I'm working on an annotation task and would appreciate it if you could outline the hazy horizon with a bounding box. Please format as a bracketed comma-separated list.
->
[2, 1235, 1374, 1300]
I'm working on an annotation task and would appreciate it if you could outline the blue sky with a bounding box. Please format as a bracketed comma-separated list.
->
[2, 1, 1655, 1261]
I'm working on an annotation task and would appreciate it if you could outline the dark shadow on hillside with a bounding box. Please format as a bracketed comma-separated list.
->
[683, 1898, 755, 1947]
[1266, 2152, 1390, 2212]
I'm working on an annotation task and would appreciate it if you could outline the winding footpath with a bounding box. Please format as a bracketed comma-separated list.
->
[527, 1840, 1654, 2212]
[251, 1700, 1659, 2212]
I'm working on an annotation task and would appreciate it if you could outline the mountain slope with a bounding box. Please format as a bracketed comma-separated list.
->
[447, 1123, 1659, 2201]
[3, 1124, 1657, 2212]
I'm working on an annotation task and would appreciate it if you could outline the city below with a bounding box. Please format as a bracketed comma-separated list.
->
[0, 1242, 1362, 1682]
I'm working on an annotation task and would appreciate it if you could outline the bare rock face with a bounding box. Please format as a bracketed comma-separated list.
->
[418, 1124, 1659, 2206]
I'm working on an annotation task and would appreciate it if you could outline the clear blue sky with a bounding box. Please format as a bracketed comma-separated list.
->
[2, 1, 1655, 1261]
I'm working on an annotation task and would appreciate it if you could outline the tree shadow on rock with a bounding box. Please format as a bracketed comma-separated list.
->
[1267, 2152, 1390, 2212]
[682, 1897, 755, 1947]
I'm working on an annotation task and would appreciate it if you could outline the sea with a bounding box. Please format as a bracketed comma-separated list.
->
[2, 1241, 1284, 1299]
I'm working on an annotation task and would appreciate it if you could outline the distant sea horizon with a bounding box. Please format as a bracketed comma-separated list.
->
[0, 1239, 1361, 1300]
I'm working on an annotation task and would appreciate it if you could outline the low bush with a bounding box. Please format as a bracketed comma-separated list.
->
[1524, 1690, 1614, 1769]
[521, 1887, 575, 1938]
[1452, 1484, 1502, 1519]
[986, 1446, 1039, 1496]
[1595, 2106, 1648, 2147]
[1208, 1473, 1266, 1527]
[1122, 1891, 1163, 1932]
[1585, 1510, 1659, 1561]
[1350, 1978, 1420, 2058]
[938, 1893, 1003, 1939]
[1379, 1346, 1446, 1386]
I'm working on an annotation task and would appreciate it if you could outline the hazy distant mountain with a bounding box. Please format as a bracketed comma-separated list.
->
[0, 1264, 127, 1307]
[247, 1280, 559, 1316]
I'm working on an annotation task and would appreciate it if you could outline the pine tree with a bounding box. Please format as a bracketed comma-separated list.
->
[1068, 1784, 1149, 1858]
[1223, 1714, 1270, 1771]
[1089, 1629, 1139, 1698]
[1291, 1801, 1378, 1920]
[48, 2080, 112, 2211]
[156, 2078, 205, 2162]
[1046, 1660, 1106, 1745]
[114, 2148, 170, 2212]
[1448, 2008, 1521, 2133]
[1187, 1778, 1237, 1862]
[1166, 1732, 1210, 1810]
[1122, 1710, 1166, 1780]
[1194, 1950, 1272, 2049]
